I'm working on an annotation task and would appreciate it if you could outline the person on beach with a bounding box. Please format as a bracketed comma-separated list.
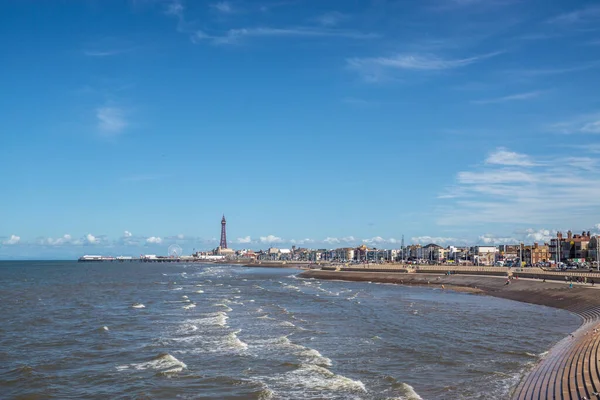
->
[591, 279, 595, 286]
[570, 282, 573, 289]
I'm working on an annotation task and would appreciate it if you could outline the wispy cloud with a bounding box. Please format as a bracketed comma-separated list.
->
[549, 112, 600, 134]
[505, 61, 600, 78]
[485, 147, 537, 167]
[548, 5, 600, 25]
[210, 1, 236, 13]
[96, 106, 127, 134]
[83, 49, 132, 57]
[165, 0, 184, 18]
[347, 51, 502, 82]
[313, 11, 348, 27]
[2, 235, 21, 245]
[471, 90, 544, 105]
[438, 147, 600, 227]
[193, 27, 379, 45]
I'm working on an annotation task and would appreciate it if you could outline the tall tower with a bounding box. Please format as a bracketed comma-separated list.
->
[220, 215, 228, 249]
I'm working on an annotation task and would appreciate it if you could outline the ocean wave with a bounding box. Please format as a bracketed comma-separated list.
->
[399, 382, 423, 400]
[183, 303, 196, 309]
[196, 290, 204, 293]
[192, 311, 229, 326]
[182, 295, 189, 299]
[117, 353, 187, 375]
[132, 303, 145, 308]
[226, 330, 248, 350]
[272, 364, 366, 394]
[213, 303, 233, 312]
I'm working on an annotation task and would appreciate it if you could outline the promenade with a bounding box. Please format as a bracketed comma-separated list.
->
[299, 266, 600, 400]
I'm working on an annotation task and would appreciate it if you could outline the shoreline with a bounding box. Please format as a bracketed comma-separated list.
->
[299, 269, 600, 400]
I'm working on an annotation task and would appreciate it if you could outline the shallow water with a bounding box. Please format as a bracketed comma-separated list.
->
[0, 261, 580, 399]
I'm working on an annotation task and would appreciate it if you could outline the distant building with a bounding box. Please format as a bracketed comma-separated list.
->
[550, 231, 592, 262]
[472, 246, 497, 266]
[523, 243, 550, 265]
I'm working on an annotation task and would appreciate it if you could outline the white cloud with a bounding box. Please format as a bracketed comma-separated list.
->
[438, 147, 600, 227]
[472, 90, 543, 105]
[210, 1, 235, 13]
[43, 234, 73, 246]
[314, 11, 348, 27]
[146, 236, 163, 244]
[477, 234, 518, 245]
[165, 0, 183, 17]
[195, 27, 379, 45]
[582, 120, 600, 133]
[323, 237, 340, 244]
[177, 234, 185, 240]
[485, 148, 536, 167]
[550, 112, 600, 134]
[236, 236, 252, 244]
[523, 228, 556, 243]
[96, 107, 127, 134]
[362, 237, 398, 245]
[259, 235, 282, 244]
[411, 236, 460, 245]
[86, 234, 99, 244]
[289, 238, 315, 245]
[347, 52, 502, 82]
[124, 231, 132, 238]
[3, 234, 20, 245]
[548, 5, 600, 24]
[84, 49, 127, 57]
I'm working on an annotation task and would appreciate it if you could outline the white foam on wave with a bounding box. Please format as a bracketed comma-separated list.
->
[183, 303, 196, 309]
[102, 326, 109, 331]
[193, 311, 228, 326]
[132, 303, 145, 309]
[196, 290, 204, 293]
[297, 349, 333, 367]
[117, 353, 187, 375]
[177, 323, 198, 334]
[226, 329, 249, 350]
[234, 296, 241, 299]
[279, 321, 295, 327]
[274, 364, 366, 394]
[399, 383, 422, 400]
[182, 295, 188, 299]
[195, 284, 203, 287]
[213, 303, 234, 312]
[172, 287, 183, 291]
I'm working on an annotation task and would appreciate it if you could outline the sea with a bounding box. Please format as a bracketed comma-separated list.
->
[0, 261, 581, 399]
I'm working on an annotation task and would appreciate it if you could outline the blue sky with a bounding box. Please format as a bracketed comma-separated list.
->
[1, 0, 600, 258]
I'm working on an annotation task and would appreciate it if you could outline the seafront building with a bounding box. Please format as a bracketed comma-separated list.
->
[77, 216, 599, 268]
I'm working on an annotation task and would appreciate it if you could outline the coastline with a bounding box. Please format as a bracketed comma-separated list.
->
[299, 269, 600, 400]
